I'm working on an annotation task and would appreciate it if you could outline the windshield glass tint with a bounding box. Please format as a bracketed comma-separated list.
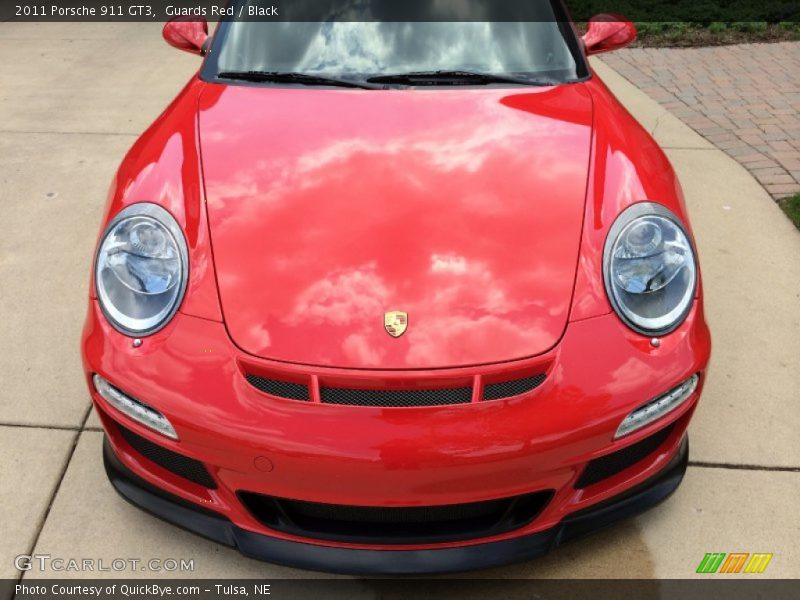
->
[211, 20, 581, 82]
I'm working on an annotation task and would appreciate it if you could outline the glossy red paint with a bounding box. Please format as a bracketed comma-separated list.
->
[88, 78, 222, 322]
[570, 73, 699, 322]
[84, 295, 708, 549]
[581, 15, 637, 56]
[162, 17, 209, 55]
[199, 84, 593, 369]
[82, 34, 711, 563]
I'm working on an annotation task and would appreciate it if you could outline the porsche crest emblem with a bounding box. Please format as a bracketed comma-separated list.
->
[384, 311, 408, 338]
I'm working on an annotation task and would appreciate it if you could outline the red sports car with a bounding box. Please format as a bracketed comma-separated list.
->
[82, 3, 710, 574]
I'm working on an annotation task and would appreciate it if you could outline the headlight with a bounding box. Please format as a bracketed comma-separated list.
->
[603, 202, 697, 335]
[95, 203, 188, 335]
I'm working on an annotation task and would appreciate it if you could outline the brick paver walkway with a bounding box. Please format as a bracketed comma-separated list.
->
[604, 42, 800, 200]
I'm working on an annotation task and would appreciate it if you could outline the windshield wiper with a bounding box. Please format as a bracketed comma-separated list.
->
[366, 70, 553, 86]
[217, 71, 384, 90]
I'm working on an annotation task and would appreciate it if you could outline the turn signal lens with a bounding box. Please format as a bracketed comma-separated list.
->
[615, 374, 699, 439]
[93, 374, 178, 440]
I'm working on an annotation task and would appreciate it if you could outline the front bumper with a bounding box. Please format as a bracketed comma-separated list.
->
[83, 297, 709, 572]
[105, 434, 688, 574]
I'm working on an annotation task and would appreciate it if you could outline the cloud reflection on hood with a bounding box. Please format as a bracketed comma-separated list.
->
[199, 84, 593, 368]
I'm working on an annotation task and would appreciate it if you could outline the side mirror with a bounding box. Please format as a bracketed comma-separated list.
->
[581, 14, 636, 55]
[162, 17, 209, 56]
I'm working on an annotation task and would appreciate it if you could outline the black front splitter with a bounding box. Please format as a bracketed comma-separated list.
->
[103, 435, 689, 575]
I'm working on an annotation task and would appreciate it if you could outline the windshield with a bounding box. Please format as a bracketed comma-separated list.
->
[203, 2, 587, 85]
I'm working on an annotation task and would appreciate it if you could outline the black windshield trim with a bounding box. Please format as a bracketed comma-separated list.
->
[217, 71, 387, 89]
[364, 70, 558, 86]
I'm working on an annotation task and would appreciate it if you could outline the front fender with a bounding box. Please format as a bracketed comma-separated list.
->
[88, 76, 221, 323]
[570, 73, 701, 322]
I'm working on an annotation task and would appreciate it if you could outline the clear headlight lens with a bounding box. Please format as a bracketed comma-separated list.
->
[95, 203, 188, 335]
[604, 203, 697, 334]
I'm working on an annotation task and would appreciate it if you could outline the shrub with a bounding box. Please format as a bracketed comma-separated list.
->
[731, 21, 769, 32]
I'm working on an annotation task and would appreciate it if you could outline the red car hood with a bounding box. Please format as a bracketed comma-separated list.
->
[198, 84, 593, 369]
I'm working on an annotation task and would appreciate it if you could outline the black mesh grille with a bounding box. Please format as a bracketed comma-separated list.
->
[483, 373, 547, 401]
[286, 498, 506, 524]
[238, 490, 553, 544]
[575, 423, 676, 489]
[246, 372, 546, 406]
[117, 424, 216, 489]
[245, 374, 309, 401]
[320, 386, 472, 407]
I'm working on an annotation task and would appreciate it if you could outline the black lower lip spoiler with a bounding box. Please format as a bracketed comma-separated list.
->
[103, 436, 689, 575]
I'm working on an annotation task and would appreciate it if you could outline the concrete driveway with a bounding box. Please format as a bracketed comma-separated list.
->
[1, 23, 798, 582]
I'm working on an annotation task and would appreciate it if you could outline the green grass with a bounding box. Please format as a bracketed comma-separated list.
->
[778, 194, 800, 231]
[631, 22, 800, 46]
